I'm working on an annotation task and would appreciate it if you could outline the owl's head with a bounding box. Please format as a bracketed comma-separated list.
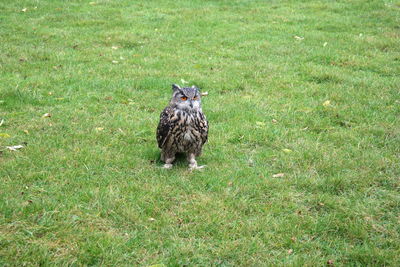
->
[170, 84, 202, 112]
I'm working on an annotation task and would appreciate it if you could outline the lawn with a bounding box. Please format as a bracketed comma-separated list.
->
[1, 0, 399, 265]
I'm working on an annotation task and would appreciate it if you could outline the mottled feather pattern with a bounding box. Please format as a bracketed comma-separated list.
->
[156, 84, 208, 169]
[157, 108, 208, 155]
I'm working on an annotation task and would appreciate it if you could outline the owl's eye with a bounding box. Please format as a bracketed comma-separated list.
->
[193, 96, 198, 100]
[180, 96, 187, 101]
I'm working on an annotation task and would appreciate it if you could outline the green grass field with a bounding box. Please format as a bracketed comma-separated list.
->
[1, 0, 399, 265]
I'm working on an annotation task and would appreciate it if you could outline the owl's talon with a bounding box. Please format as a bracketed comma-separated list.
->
[189, 164, 206, 170]
[163, 163, 173, 169]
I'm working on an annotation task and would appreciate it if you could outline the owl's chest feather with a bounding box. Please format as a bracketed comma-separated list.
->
[172, 111, 202, 151]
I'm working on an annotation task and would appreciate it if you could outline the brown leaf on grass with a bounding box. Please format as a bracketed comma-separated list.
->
[327, 259, 334, 265]
[272, 119, 278, 123]
[272, 173, 285, 178]
[42, 113, 51, 118]
[288, 249, 293, 254]
[294, 35, 304, 40]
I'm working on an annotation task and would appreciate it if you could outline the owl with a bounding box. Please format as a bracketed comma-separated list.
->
[156, 84, 208, 169]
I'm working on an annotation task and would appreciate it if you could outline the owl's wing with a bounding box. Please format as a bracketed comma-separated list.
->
[157, 107, 174, 148]
[199, 113, 209, 145]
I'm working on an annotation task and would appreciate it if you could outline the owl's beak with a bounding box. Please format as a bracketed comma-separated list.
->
[189, 101, 193, 108]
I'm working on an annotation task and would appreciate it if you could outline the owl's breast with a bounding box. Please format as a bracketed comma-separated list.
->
[171, 113, 202, 152]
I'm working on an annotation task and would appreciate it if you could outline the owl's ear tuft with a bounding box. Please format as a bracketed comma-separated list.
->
[191, 85, 200, 91]
[172, 84, 181, 91]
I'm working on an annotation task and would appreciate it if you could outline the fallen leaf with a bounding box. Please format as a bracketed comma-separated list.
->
[42, 113, 51, 118]
[327, 259, 334, 265]
[112, 60, 119, 64]
[294, 35, 304, 40]
[291, 236, 297, 242]
[200, 91, 208, 96]
[6, 145, 24, 151]
[23, 130, 29, 134]
[21, 8, 27, 12]
[272, 119, 278, 123]
[95, 127, 104, 132]
[0, 133, 11, 138]
[288, 249, 293, 254]
[148, 217, 156, 222]
[0, 119, 4, 126]
[282, 148, 292, 153]
[323, 100, 331, 107]
[111, 46, 119, 50]
[272, 173, 285, 178]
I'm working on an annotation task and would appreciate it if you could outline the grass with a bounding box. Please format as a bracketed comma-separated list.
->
[1, 0, 399, 265]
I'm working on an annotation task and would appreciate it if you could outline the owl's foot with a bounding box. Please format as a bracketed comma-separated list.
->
[163, 163, 173, 169]
[189, 163, 206, 170]
[187, 154, 205, 170]
[162, 156, 175, 169]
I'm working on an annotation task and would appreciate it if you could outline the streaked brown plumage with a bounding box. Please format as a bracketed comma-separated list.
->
[156, 84, 208, 169]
